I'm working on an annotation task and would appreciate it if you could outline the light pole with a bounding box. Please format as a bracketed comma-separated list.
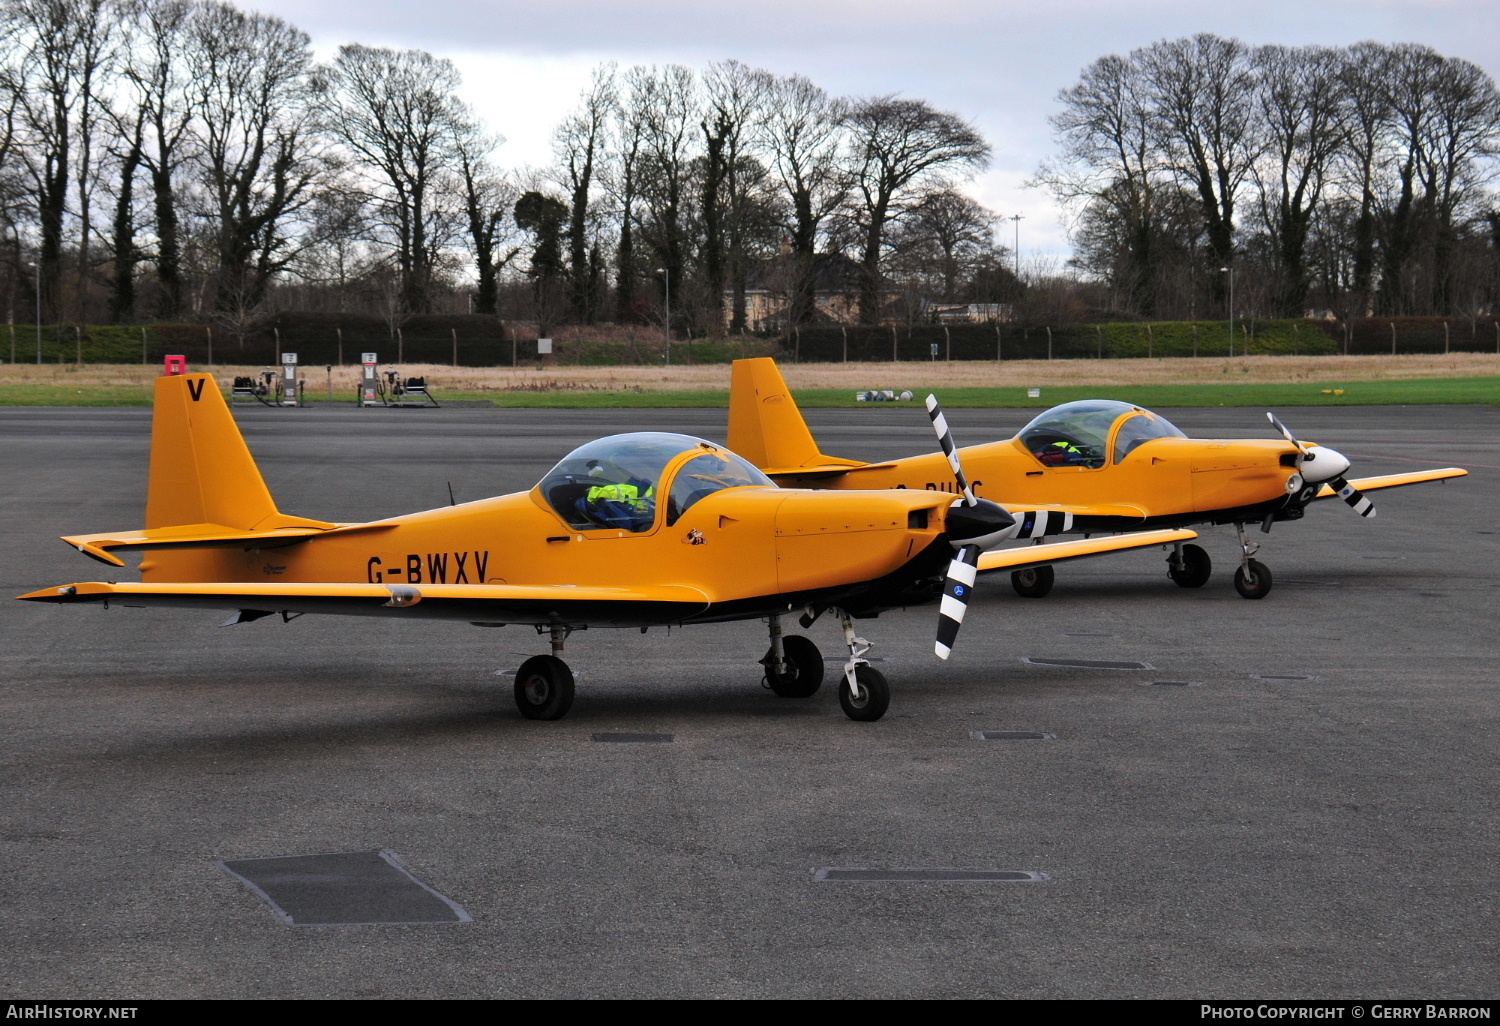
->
[31, 261, 40, 364]
[1009, 213, 1024, 281]
[657, 266, 671, 366]
[1219, 265, 1235, 358]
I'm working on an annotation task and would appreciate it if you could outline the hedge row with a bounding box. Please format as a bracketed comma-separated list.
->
[4, 315, 1496, 365]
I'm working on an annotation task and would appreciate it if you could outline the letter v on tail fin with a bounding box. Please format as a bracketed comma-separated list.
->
[727, 358, 868, 478]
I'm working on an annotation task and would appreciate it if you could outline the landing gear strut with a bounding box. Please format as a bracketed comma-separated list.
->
[760, 614, 824, 697]
[1167, 542, 1213, 588]
[1232, 523, 1273, 599]
[834, 608, 889, 722]
[1011, 564, 1055, 598]
[513, 624, 576, 720]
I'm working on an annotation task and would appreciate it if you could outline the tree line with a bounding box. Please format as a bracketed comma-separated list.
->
[0, 0, 1010, 340]
[1039, 34, 1500, 323]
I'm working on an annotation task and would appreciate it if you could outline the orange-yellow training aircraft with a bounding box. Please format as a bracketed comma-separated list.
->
[18, 373, 1195, 722]
[727, 358, 1467, 600]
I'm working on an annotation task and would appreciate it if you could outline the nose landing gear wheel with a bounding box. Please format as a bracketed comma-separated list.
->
[839, 665, 890, 722]
[514, 655, 575, 720]
[1168, 543, 1212, 588]
[1011, 564, 1055, 598]
[1234, 558, 1273, 600]
[762, 634, 824, 698]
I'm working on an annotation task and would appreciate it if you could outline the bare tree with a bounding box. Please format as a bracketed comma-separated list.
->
[320, 43, 466, 314]
[553, 64, 613, 323]
[1141, 34, 1261, 303]
[758, 72, 846, 327]
[453, 116, 518, 316]
[187, 2, 325, 316]
[623, 64, 698, 332]
[842, 95, 989, 323]
[5, 0, 119, 321]
[1038, 52, 1166, 315]
[1251, 44, 1347, 316]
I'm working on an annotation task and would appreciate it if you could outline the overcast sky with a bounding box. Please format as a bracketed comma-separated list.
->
[243, 0, 1499, 263]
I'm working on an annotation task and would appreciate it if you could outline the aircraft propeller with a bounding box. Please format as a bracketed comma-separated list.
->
[1267, 412, 1375, 517]
[925, 395, 1015, 659]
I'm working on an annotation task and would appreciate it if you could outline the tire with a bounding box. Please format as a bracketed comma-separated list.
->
[1233, 558, 1273, 600]
[514, 655, 575, 720]
[1011, 564, 1055, 598]
[839, 665, 890, 722]
[763, 634, 824, 698]
[1168, 543, 1213, 588]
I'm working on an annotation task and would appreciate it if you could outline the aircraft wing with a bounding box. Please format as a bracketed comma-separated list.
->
[1313, 467, 1467, 499]
[977, 529, 1195, 573]
[17, 580, 713, 627]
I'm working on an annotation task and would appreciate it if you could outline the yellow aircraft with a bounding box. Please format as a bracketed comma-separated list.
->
[18, 373, 1196, 722]
[727, 358, 1467, 600]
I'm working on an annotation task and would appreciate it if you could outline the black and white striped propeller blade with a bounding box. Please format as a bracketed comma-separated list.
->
[1330, 476, 1376, 517]
[926, 394, 976, 507]
[936, 544, 980, 660]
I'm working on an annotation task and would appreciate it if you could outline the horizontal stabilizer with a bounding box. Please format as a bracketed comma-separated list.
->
[1313, 467, 1467, 499]
[977, 529, 1196, 574]
[17, 580, 714, 628]
[61, 520, 387, 566]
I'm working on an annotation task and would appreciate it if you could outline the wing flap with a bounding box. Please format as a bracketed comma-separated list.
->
[1313, 467, 1467, 498]
[977, 529, 1196, 573]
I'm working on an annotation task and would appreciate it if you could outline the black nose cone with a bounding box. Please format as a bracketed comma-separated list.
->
[946, 498, 1015, 543]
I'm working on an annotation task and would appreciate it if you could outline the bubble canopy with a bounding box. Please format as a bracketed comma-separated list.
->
[537, 432, 773, 531]
[1019, 400, 1187, 468]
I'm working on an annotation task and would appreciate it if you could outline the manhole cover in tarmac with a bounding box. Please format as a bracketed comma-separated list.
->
[814, 868, 1048, 883]
[1024, 657, 1153, 670]
[1251, 674, 1320, 681]
[216, 850, 471, 926]
[1143, 680, 1203, 687]
[591, 733, 674, 743]
[971, 730, 1056, 740]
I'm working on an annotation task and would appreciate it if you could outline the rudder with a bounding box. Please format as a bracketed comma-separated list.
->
[728, 358, 862, 474]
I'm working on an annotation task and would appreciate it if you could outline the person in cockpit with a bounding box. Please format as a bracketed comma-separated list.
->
[581, 459, 656, 531]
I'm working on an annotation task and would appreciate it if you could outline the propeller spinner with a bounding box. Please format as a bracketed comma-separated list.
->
[1267, 412, 1375, 517]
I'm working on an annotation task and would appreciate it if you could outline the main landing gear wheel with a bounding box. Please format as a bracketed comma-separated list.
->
[763, 634, 824, 698]
[1234, 559, 1273, 600]
[1011, 565, 1055, 598]
[1168, 543, 1213, 588]
[513, 655, 575, 720]
[839, 665, 890, 722]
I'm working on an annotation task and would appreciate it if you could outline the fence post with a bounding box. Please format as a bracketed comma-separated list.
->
[1293, 321, 1299, 356]
[1097, 323, 1104, 359]
[75, 324, 81, 365]
[8, 318, 14, 363]
[141, 326, 147, 364]
[944, 325, 951, 360]
[397, 327, 403, 364]
[336, 327, 343, 366]
[1191, 323, 1198, 358]
[794, 326, 800, 363]
[1146, 322, 1152, 359]
[274, 326, 281, 364]
[996, 323, 1002, 362]
[842, 325, 848, 363]
[1391, 320, 1396, 355]
[1443, 320, 1449, 355]
[891, 324, 898, 362]
[452, 328, 458, 367]
[1046, 325, 1053, 360]
[207, 325, 213, 366]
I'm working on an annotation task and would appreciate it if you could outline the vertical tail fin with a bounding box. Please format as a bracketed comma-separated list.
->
[146, 374, 286, 530]
[727, 358, 865, 474]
